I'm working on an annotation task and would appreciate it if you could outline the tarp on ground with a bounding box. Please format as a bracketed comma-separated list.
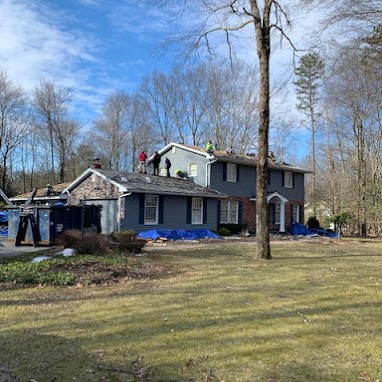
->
[290, 223, 337, 238]
[0, 210, 8, 223]
[0, 227, 8, 236]
[137, 229, 221, 241]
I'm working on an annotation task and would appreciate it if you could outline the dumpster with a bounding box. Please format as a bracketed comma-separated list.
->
[7, 205, 101, 245]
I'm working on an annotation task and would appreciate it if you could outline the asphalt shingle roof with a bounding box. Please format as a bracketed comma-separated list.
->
[91, 169, 226, 198]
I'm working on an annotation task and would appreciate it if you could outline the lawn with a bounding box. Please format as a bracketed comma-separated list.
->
[1, 238, 382, 381]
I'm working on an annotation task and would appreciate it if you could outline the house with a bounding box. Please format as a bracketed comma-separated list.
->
[9, 182, 71, 206]
[149, 143, 311, 233]
[63, 168, 226, 234]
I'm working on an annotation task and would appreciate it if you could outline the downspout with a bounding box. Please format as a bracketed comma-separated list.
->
[205, 159, 217, 187]
[118, 192, 132, 232]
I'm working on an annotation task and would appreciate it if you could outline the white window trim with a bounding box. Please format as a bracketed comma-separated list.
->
[220, 200, 239, 224]
[226, 163, 237, 182]
[192, 197, 203, 225]
[189, 163, 198, 177]
[284, 171, 293, 188]
[292, 204, 300, 224]
[275, 203, 281, 224]
[144, 195, 159, 225]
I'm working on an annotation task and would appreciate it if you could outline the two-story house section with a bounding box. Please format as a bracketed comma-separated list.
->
[155, 143, 311, 233]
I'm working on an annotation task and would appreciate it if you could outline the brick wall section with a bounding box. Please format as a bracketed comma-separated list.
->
[69, 173, 120, 204]
[225, 196, 256, 232]
[269, 199, 305, 232]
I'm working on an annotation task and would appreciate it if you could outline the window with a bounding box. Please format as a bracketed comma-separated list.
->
[292, 204, 300, 223]
[144, 195, 158, 225]
[220, 201, 238, 224]
[189, 163, 198, 177]
[226, 163, 237, 182]
[192, 197, 203, 224]
[274, 203, 281, 224]
[172, 146, 176, 154]
[284, 171, 293, 188]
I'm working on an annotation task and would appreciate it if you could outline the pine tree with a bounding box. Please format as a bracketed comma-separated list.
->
[294, 52, 324, 217]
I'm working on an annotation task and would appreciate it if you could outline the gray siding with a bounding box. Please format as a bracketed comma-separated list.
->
[120, 193, 219, 233]
[210, 162, 256, 197]
[84, 199, 117, 234]
[161, 145, 305, 202]
[268, 171, 305, 200]
[161, 146, 208, 186]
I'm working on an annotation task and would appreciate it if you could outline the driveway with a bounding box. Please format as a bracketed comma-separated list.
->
[0, 237, 51, 258]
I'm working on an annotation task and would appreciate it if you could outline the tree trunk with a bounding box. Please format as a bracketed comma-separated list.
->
[252, 0, 271, 260]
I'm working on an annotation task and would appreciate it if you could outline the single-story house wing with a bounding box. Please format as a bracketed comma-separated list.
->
[64, 168, 227, 234]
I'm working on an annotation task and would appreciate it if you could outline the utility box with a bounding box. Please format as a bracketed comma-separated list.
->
[7, 205, 101, 246]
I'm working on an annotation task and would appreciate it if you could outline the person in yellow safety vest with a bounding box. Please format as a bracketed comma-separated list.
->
[206, 140, 215, 153]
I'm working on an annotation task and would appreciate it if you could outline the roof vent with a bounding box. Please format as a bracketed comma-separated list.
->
[120, 176, 128, 182]
[145, 177, 152, 183]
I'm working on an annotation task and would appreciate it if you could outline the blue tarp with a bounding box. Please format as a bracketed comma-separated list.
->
[0, 227, 7, 236]
[0, 211, 8, 223]
[289, 223, 337, 238]
[138, 229, 221, 241]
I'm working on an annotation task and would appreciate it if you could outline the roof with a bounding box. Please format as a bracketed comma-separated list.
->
[10, 181, 71, 202]
[65, 168, 227, 199]
[157, 142, 311, 174]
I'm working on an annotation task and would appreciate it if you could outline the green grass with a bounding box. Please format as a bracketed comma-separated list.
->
[1, 238, 382, 381]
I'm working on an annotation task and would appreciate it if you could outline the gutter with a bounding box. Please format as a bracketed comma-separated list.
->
[117, 192, 132, 232]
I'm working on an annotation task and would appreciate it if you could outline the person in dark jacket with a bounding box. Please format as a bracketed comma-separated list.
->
[165, 157, 171, 177]
[152, 151, 161, 175]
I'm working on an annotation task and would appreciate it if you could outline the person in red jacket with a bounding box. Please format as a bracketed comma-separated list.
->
[138, 151, 148, 173]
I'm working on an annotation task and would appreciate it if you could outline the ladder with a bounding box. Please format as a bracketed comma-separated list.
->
[15, 211, 39, 246]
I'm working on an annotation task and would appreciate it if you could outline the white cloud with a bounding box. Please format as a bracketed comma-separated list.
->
[0, 0, 96, 90]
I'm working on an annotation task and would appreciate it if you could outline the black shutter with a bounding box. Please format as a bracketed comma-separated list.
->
[238, 201, 243, 224]
[292, 172, 295, 188]
[186, 197, 192, 224]
[272, 204, 276, 224]
[217, 200, 221, 224]
[138, 194, 145, 224]
[299, 204, 303, 223]
[203, 198, 207, 224]
[223, 163, 227, 181]
[236, 165, 240, 182]
[267, 169, 271, 185]
[282, 171, 285, 187]
[159, 195, 164, 224]
[290, 204, 294, 224]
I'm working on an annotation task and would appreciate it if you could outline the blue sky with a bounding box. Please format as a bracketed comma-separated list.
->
[0, 0, 326, 158]
[0, 0, 180, 125]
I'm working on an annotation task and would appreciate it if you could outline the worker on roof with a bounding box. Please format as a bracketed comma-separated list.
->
[92, 158, 102, 169]
[138, 150, 148, 174]
[206, 140, 215, 154]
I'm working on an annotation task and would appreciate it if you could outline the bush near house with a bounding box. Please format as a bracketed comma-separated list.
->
[58, 229, 145, 254]
[218, 223, 247, 235]
[217, 227, 231, 236]
[306, 216, 320, 229]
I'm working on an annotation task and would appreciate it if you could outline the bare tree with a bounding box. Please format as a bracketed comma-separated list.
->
[93, 91, 131, 171]
[139, 71, 176, 146]
[204, 61, 259, 153]
[323, 47, 382, 235]
[0, 69, 30, 193]
[170, 65, 208, 146]
[32, 80, 75, 183]
[157, 0, 295, 259]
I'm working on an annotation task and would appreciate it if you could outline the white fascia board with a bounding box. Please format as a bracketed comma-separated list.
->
[63, 168, 128, 193]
